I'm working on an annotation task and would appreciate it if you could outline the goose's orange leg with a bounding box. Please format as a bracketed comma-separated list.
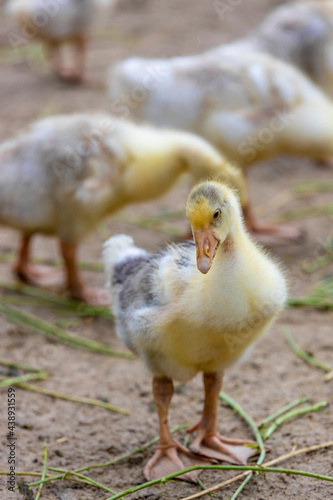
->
[144, 376, 207, 483]
[60, 240, 110, 305]
[46, 40, 63, 78]
[189, 372, 258, 464]
[14, 234, 61, 285]
[46, 35, 86, 84]
[72, 34, 86, 83]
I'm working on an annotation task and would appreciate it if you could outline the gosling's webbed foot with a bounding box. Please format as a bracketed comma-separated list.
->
[14, 264, 64, 287]
[55, 67, 85, 84]
[189, 432, 259, 464]
[144, 440, 208, 483]
[68, 286, 111, 306]
[315, 158, 333, 169]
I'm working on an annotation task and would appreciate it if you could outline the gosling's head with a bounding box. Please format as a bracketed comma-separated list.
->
[186, 180, 241, 274]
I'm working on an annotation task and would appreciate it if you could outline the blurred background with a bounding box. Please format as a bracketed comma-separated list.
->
[0, 1, 332, 499]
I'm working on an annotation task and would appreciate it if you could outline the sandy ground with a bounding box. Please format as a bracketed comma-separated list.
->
[0, 0, 332, 499]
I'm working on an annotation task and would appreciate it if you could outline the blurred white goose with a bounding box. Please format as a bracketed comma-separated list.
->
[109, 48, 333, 240]
[0, 113, 245, 302]
[6, 0, 116, 82]
[103, 180, 287, 481]
[109, 1, 333, 97]
[240, 0, 333, 97]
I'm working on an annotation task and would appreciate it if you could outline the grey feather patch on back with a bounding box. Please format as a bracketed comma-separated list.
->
[116, 251, 164, 312]
[115, 241, 195, 313]
[112, 255, 150, 287]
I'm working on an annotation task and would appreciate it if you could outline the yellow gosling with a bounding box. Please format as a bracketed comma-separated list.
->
[103, 180, 287, 482]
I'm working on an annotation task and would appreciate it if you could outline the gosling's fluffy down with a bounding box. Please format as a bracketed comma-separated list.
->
[104, 181, 287, 383]
[103, 181, 287, 481]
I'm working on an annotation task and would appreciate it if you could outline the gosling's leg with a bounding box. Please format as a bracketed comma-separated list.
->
[57, 34, 86, 84]
[144, 376, 206, 483]
[14, 234, 62, 285]
[72, 33, 86, 83]
[46, 35, 86, 84]
[60, 240, 110, 304]
[189, 372, 258, 464]
[315, 158, 333, 169]
[45, 40, 63, 79]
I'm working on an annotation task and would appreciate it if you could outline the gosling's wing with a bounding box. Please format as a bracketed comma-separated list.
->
[105, 238, 197, 353]
[114, 241, 197, 313]
[104, 236, 197, 313]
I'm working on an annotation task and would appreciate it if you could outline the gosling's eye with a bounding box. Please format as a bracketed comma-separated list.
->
[213, 209, 221, 221]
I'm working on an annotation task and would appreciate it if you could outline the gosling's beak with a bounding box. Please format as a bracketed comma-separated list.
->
[193, 228, 220, 274]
